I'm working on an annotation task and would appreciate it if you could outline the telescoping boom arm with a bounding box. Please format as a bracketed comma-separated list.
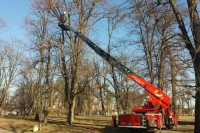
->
[58, 15, 171, 109]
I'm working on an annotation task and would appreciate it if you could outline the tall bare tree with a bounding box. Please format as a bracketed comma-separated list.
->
[24, 0, 52, 122]
[127, 0, 182, 117]
[106, 8, 125, 113]
[167, 0, 200, 132]
[49, 0, 104, 124]
[93, 60, 105, 115]
[0, 43, 21, 116]
[19, 59, 37, 116]
[155, 6, 180, 116]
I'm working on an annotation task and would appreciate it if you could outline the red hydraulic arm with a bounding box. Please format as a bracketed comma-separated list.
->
[58, 15, 171, 109]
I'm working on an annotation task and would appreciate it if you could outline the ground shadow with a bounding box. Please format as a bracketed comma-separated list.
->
[0, 123, 32, 133]
[178, 120, 194, 125]
[100, 119, 194, 133]
[74, 116, 109, 123]
[0, 116, 194, 133]
[47, 119, 66, 125]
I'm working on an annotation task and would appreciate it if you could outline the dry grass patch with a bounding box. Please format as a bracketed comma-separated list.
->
[0, 115, 195, 133]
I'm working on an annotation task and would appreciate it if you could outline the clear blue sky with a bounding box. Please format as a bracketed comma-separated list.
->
[0, 0, 29, 41]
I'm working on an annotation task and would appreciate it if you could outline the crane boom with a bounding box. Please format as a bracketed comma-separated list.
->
[58, 17, 170, 109]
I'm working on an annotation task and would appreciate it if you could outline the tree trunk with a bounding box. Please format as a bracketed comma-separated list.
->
[124, 76, 129, 113]
[194, 53, 200, 133]
[34, 112, 40, 121]
[43, 40, 51, 124]
[111, 64, 120, 114]
[157, 42, 165, 91]
[67, 96, 76, 125]
[94, 61, 105, 115]
[169, 0, 200, 132]
[34, 40, 44, 121]
[102, 76, 107, 115]
[167, 45, 178, 117]
[100, 85, 105, 115]
[0, 88, 8, 115]
[43, 110, 48, 124]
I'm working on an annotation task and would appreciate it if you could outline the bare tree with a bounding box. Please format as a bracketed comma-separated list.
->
[106, 8, 125, 113]
[19, 59, 37, 116]
[0, 42, 21, 116]
[93, 60, 105, 115]
[155, 7, 180, 116]
[132, 0, 165, 84]
[24, 0, 53, 123]
[49, 0, 104, 124]
[167, 1, 200, 132]
[126, 0, 183, 118]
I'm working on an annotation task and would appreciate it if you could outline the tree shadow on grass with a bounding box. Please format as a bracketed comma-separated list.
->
[1, 116, 194, 133]
[160, 127, 194, 133]
[0, 123, 32, 133]
[74, 117, 109, 123]
[46, 117, 127, 133]
[47, 119, 66, 125]
[100, 119, 195, 133]
[100, 126, 132, 133]
[45, 118, 144, 133]
[178, 120, 194, 125]
[47, 117, 109, 128]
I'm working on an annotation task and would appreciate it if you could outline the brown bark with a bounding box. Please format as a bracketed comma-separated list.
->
[101, 76, 106, 115]
[61, 29, 69, 106]
[157, 44, 165, 90]
[58, 0, 100, 125]
[43, 40, 51, 124]
[34, 38, 44, 122]
[94, 61, 105, 115]
[124, 72, 130, 113]
[107, 15, 121, 114]
[25, 0, 50, 122]
[111, 65, 120, 113]
[167, 45, 178, 117]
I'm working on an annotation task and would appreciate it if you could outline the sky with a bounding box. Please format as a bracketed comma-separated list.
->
[0, 0, 125, 46]
[0, 0, 197, 102]
[0, 0, 30, 94]
[0, 0, 30, 41]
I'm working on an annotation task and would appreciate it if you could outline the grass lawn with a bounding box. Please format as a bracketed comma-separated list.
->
[0, 115, 194, 133]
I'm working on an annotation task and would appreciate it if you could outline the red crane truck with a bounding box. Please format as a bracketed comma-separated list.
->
[58, 14, 178, 133]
